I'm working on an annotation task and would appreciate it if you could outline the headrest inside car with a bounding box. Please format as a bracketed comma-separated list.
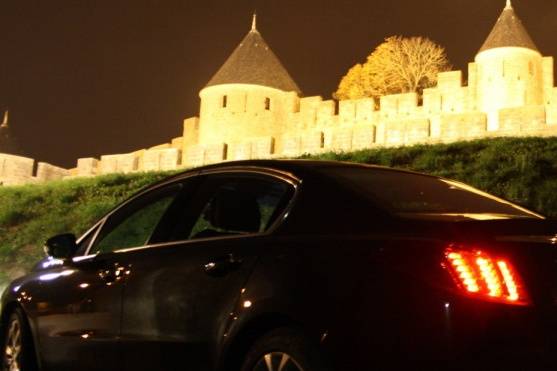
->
[207, 188, 261, 233]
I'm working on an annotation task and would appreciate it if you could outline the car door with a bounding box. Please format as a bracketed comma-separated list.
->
[30, 222, 126, 371]
[33, 181, 186, 371]
[117, 170, 297, 371]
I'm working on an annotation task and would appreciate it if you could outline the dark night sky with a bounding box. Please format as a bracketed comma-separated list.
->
[1, 0, 556, 168]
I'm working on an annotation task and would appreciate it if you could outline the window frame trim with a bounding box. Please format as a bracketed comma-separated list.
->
[78, 166, 300, 257]
[111, 168, 300, 254]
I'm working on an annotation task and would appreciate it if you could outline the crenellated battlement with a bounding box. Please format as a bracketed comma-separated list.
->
[0, 153, 69, 186]
[3, 59, 557, 185]
[2, 1, 557, 185]
[62, 62, 557, 178]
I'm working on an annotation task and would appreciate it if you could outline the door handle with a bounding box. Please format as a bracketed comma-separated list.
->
[204, 254, 242, 277]
[98, 264, 128, 284]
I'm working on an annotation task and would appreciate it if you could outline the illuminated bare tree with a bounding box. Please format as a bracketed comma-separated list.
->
[334, 36, 451, 101]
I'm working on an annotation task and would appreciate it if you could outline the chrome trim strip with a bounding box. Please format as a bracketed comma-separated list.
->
[197, 166, 299, 186]
[72, 253, 98, 263]
[113, 233, 261, 254]
[85, 166, 302, 257]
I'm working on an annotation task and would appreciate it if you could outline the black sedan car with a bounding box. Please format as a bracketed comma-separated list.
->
[1, 160, 557, 371]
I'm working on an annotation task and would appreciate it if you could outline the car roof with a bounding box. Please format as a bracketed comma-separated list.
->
[162, 159, 436, 184]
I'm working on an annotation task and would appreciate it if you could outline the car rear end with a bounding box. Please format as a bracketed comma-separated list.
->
[309, 163, 557, 369]
[439, 232, 557, 368]
[310, 223, 557, 370]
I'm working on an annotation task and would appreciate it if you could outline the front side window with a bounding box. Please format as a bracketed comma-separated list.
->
[189, 175, 293, 239]
[89, 185, 182, 254]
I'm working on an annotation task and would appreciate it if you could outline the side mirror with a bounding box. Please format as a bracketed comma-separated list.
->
[44, 234, 78, 260]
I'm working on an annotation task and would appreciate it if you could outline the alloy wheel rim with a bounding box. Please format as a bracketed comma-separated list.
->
[253, 352, 305, 371]
[3, 319, 22, 371]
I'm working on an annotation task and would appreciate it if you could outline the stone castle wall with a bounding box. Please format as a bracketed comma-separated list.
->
[68, 67, 557, 177]
[61, 51, 556, 178]
[0, 153, 69, 186]
[4, 63, 557, 185]
[3, 42, 557, 186]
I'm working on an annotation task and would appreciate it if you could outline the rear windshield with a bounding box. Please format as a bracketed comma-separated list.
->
[325, 166, 543, 220]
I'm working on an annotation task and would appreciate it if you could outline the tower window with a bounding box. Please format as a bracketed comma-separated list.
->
[265, 97, 271, 110]
[222, 95, 228, 108]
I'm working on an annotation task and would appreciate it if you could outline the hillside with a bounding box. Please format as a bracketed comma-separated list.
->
[1, 137, 557, 290]
[0, 171, 173, 290]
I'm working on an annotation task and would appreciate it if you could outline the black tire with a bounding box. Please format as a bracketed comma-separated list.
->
[1, 308, 38, 371]
[240, 327, 332, 371]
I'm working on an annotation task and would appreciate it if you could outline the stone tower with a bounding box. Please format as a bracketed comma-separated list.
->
[197, 15, 301, 151]
[474, 0, 547, 130]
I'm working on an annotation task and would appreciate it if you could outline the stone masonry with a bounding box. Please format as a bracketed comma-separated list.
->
[1, 2, 557, 185]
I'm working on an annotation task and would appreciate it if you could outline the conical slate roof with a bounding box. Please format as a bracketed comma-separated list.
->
[206, 20, 301, 94]
[479, 1, 538, 53]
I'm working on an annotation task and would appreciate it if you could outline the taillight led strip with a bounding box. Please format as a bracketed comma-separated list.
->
[444, 248, 530, 306]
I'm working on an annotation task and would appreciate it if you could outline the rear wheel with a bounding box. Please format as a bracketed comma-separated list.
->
[2, 309, 37, 371]
[251, 352, 305, 371]
[241, 327, 331, 371]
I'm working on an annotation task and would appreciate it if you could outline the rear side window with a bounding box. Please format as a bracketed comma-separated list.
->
[188, 175, 293, 239]
[325, 167, 542, 220]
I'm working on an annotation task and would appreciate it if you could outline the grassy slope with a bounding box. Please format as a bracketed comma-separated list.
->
[302, 137, 557, 215]
[0, 171, 173, 288]
[1, 137, 557, 288]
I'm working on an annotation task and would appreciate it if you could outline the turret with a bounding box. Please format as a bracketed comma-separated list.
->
[197, 15, 301, 147]
[474, 0, 544, 130]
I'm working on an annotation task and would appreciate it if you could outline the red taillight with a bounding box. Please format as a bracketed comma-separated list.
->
[444, 248, 530, 305]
